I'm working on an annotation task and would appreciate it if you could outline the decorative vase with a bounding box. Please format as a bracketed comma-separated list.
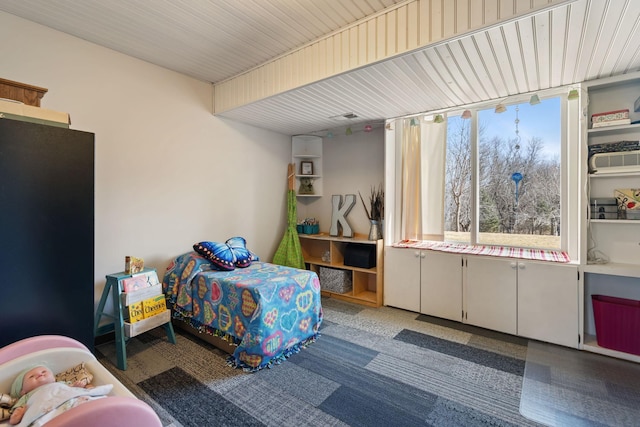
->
[368, 220, 382, 240]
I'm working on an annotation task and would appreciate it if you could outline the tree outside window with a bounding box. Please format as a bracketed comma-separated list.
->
[443, 97, 561, 250]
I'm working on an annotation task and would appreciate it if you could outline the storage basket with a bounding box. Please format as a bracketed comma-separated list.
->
[592, 295, 640, 355]
[344, 243, 376, 268]
[297, 224, 319, 234]
[319, 266, 352, 293]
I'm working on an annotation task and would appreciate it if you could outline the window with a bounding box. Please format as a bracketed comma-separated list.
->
[390, 89, 574, 253]
[473, 98, 561, 249]
[444, 114, 471, 244]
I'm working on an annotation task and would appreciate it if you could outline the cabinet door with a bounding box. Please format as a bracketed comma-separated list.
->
[465, 256, 517, 334]
[383, 247, 420, 312]
[0, 120, 95, 350]
[421, 251, 462, 321]
[518, 261, 578, 347]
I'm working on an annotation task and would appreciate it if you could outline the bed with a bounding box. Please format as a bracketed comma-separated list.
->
[162, 251, 323, 371]
[0, 335, 161, 427]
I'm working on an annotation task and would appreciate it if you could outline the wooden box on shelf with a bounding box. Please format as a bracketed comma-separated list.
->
[0, 78, 48, 106]
[299, 232, 383, 307]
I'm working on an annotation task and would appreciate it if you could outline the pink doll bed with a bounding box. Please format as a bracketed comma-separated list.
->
[0, 335, 161, 427]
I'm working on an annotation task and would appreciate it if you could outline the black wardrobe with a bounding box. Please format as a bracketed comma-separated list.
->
[0, 118, 95, 351]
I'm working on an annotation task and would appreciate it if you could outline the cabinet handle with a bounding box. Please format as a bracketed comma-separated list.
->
[510, 262, 517, 269]
[420, 252, 426, 258]
[518, 262, 525, 270]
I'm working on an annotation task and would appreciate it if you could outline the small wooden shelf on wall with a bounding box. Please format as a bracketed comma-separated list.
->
[299, 233, 383, 307]
[292, 135, 323, 197]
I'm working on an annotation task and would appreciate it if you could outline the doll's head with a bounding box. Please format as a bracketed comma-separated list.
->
[10, 365, 55, 397]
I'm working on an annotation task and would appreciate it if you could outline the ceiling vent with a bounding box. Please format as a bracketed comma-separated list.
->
[329, 112, 358, 121]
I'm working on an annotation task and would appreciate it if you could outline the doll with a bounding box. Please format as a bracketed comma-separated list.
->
[8, 365, 112, 426]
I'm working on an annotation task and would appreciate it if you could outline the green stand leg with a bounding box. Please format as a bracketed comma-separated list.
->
[163, 321, 177, 344]
[108, 275, 127, 370]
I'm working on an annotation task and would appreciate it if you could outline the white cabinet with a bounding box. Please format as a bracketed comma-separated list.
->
[384, 247, 420, 312]
[421, 251, 462, 321]
[384, 247, 462, 321]
[464, 257, 517, 335]
[517, 261, 579, 348]
[465, 256, 578, 345]
[292, 135, 322, 198]
[386, 248, 579, 346]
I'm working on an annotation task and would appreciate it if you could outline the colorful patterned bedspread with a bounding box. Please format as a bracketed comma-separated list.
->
[163, 252, 322, 371]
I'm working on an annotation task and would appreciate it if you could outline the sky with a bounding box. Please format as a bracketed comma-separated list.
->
[477, 97, 561, 160]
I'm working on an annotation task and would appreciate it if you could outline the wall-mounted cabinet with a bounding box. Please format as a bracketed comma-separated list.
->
[581, 72, 640, 362]
[292, 135, 322, 198]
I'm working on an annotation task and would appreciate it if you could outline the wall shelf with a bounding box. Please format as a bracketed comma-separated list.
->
[292, 135, 323, 197]
[583, 335, 640, 364]
[590, 219, 640, 224]
[587, 123, 640, 135]
[583, 263, 640, 278]
[581, 71, 640, 361]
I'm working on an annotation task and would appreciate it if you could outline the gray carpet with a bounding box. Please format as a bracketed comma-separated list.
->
[521, 340, 640, 427]
[94, 298, 637, 427]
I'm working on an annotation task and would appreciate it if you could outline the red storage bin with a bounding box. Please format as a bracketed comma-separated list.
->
[592, 295, 640, 355]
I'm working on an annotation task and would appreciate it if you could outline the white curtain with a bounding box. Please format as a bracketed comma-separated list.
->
[400, 117, 447, 241]
[400, 118, 422, 240]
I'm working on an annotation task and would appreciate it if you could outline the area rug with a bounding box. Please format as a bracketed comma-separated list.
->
[520, 340, 640, 427]
[97, 298, 543, 426]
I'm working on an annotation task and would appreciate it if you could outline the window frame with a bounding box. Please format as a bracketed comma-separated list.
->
[384, 85, 581, 261]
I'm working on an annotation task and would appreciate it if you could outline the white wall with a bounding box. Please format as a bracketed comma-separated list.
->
[0, 12, 291, 313]
[297, 127, 385, 236]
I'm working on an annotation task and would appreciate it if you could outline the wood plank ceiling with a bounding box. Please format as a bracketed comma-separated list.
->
[1, 0, 639, 136]
[218, 0, 640, 135]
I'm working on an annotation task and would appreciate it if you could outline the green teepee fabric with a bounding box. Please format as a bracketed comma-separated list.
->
[273, 189, 305, 269]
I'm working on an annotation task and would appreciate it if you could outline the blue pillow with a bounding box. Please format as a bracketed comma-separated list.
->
[193, 237, 256, 270]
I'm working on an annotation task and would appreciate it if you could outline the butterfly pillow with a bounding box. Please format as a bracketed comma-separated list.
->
[193, 237, 256, 270]
[225, 236, 253, 267]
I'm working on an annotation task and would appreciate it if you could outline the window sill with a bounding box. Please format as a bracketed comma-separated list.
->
[392, 240, 570, 263]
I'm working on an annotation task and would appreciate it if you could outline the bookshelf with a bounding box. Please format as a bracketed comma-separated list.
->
[299, 233, 383, 307]
[581, 72, 640, 362]
[94, 268, 176, 370]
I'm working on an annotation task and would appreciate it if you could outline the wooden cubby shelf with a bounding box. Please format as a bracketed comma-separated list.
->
[299, 233, 383, 307]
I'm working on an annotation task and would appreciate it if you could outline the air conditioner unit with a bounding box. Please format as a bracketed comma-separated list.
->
[590, 150, 640, 174]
